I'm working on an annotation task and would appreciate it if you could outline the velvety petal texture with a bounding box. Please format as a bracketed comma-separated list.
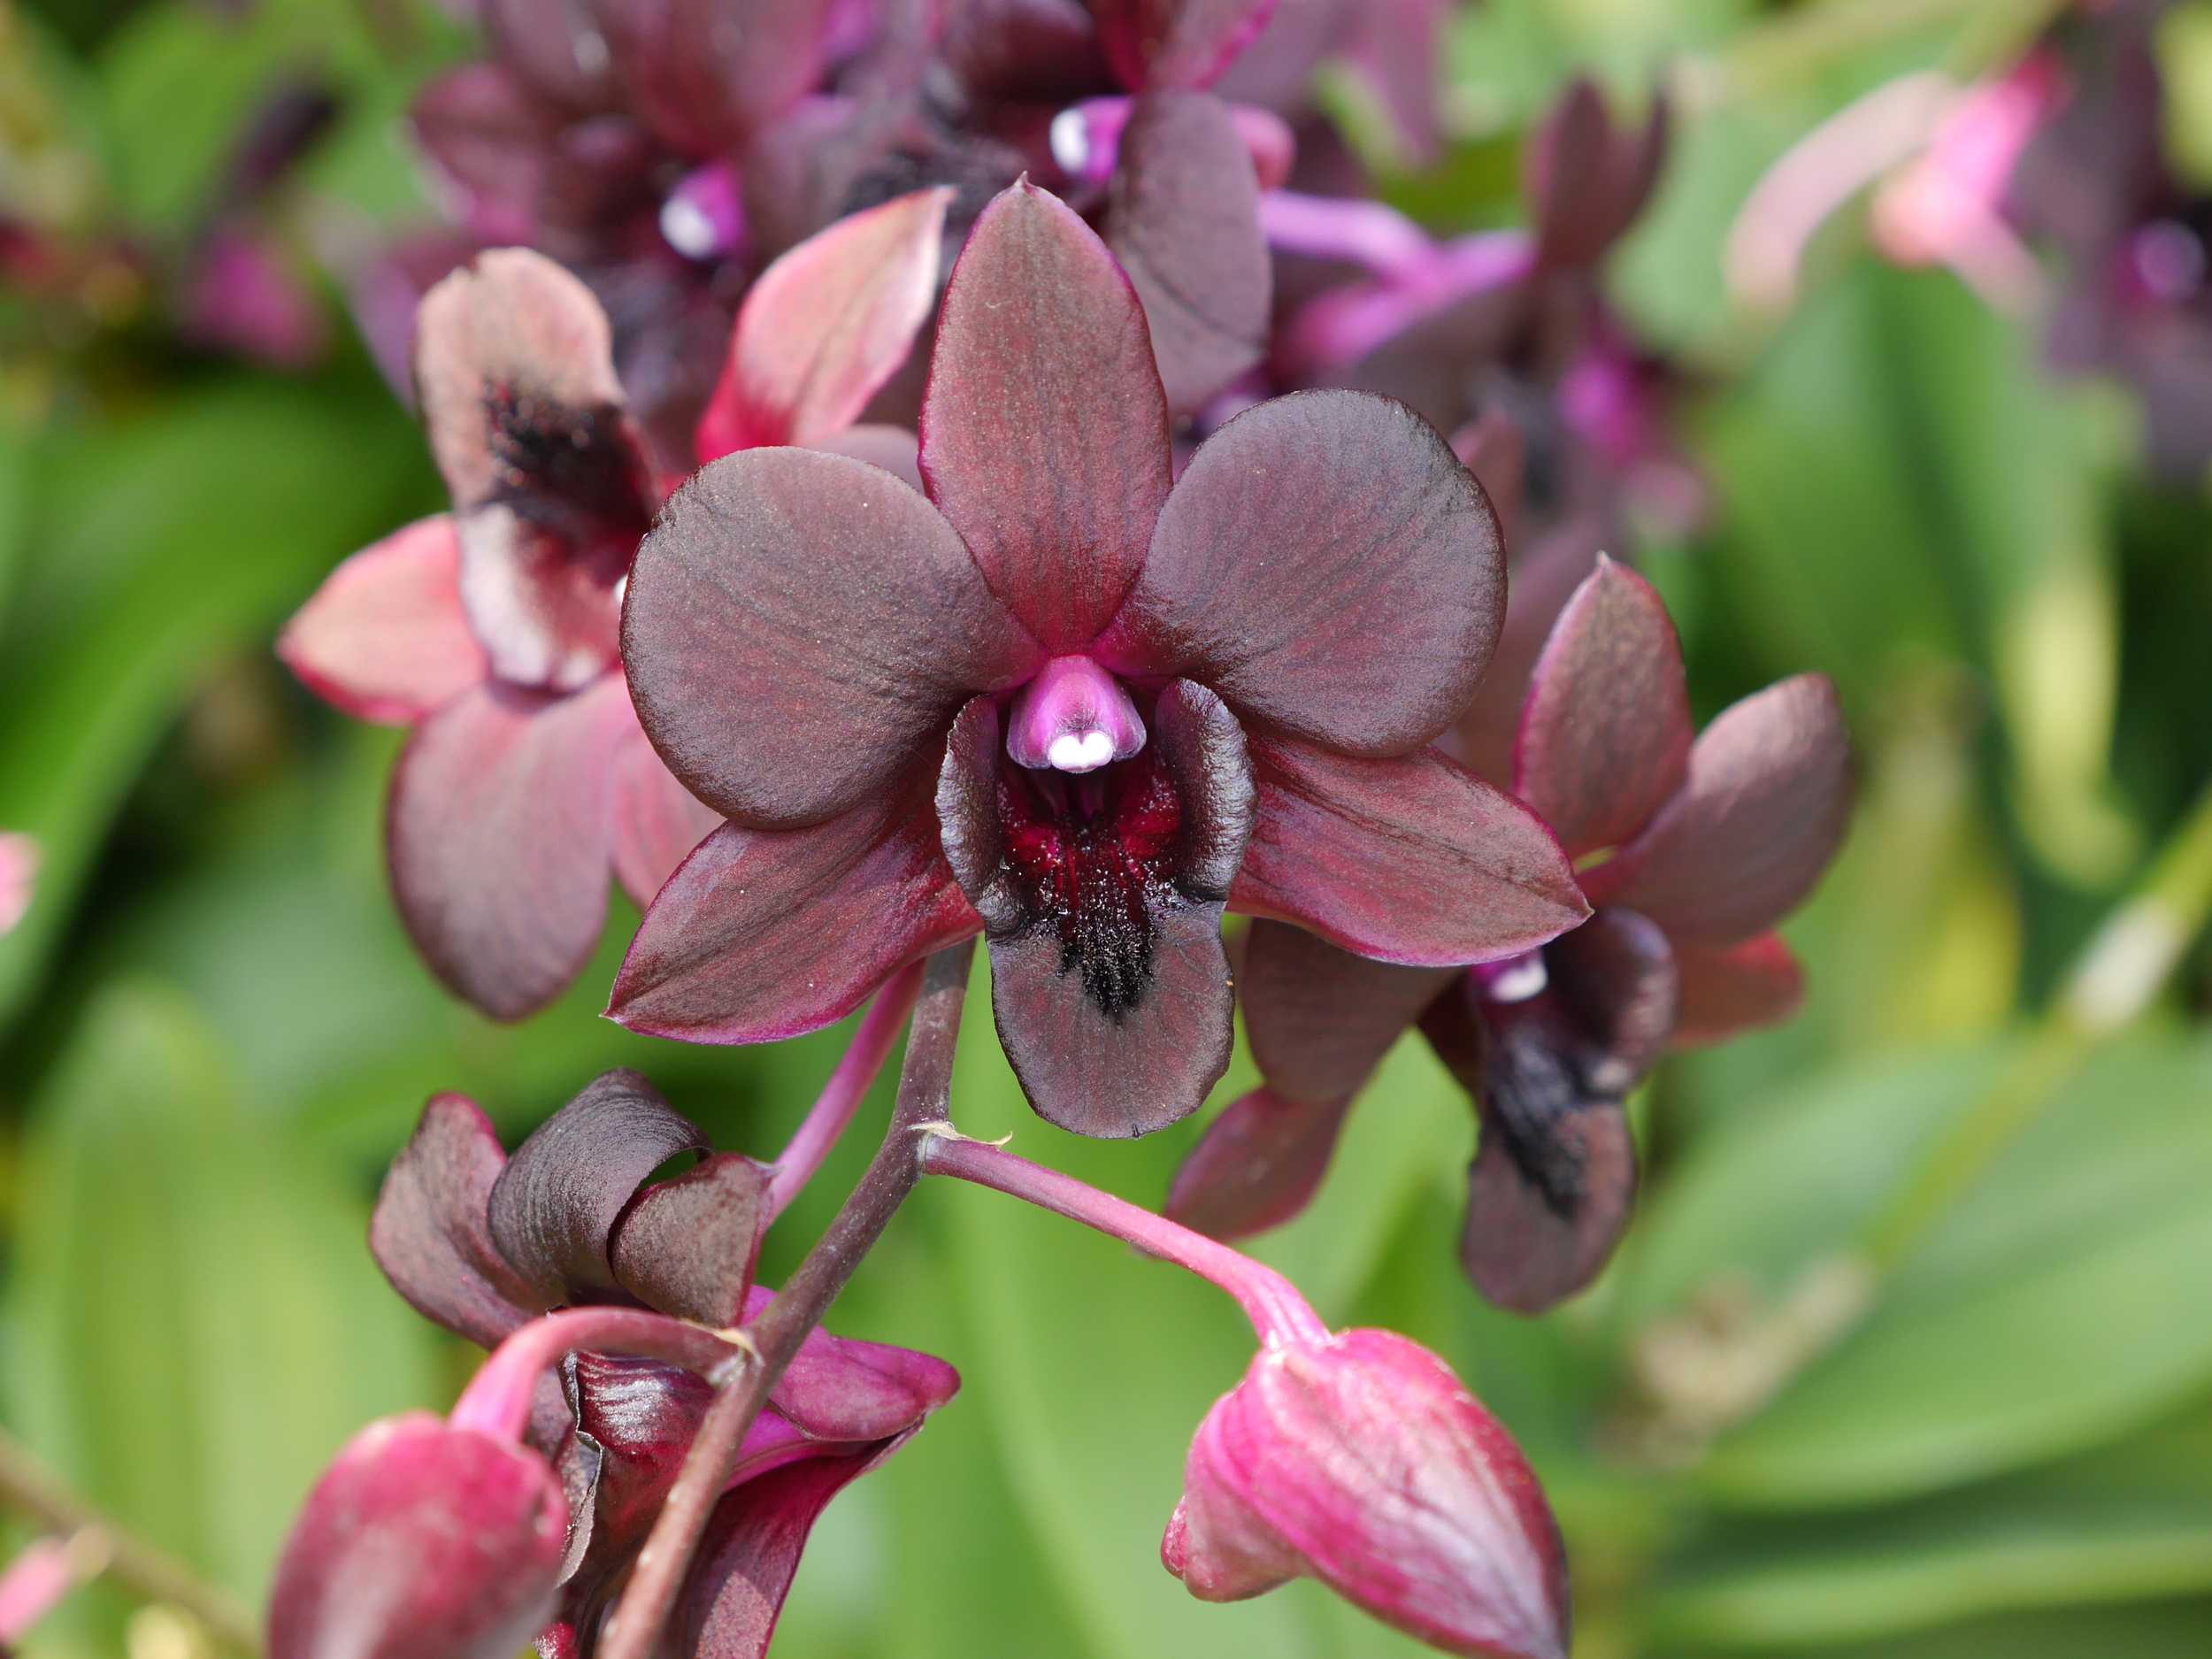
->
[608, 1153, 771, 1327]
[695, 188, 953, 460]
[1168, 1329, 1569, 1659]
[1232, 738, 1586, 966]
[370, 1094, 542, 1348]
[278, 517, 488, 726]
[919, 180, 1171, 651]
[1104, 392, 1502, 757]
[267, 1413, 567, 1659]
[1578, 674, 1851, 943]
[1514, 557, 1691, 860]
[387, 675, 632, 1021]
[1105, 91, 1271, 414]
[1163, 1087, 1352, 1241]
[621, 448, 1037, 829]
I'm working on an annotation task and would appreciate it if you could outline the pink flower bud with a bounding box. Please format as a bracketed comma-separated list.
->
[1164, 1330, 1568, 1659]
[268, 1412, 567, 1659]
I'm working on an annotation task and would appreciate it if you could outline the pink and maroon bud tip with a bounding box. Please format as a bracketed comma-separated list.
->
[268, 1412, 567, 1659]
[1004, 655, 1148, 773]
[1165, 1329, 1569, 1659]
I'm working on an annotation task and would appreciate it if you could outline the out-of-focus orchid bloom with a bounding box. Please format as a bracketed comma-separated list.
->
[613, 180, 1585, 1138]
[348, 1072, 958, 1658]
[1214, 0, 1456, 164]
[180, 226, 330, 368]
[1170, 561, 1851, 1311]
[280, 194, 946, 1019]
[0, 1530, 108, 1653]
[0, 833, 37, 937]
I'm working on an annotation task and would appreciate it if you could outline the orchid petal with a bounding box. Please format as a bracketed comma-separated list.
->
[369, 1094, 541, 1348]
[408, 65, 551, 245]
[609, 707, 722, 910]
[280, 517, 488, 725]
[1454, 514, 1607, 787]
[387, 675, 629, 1021]
[1102, 391, 1502, 757]
[610, 1153, 771, 1327]
[1514, 556, 1692, 858]
[805, 422, 923, 490]
[769, 1308, 964, 1442]
[672, 1454, 886, 1659]
[1579, 674, 1851, 943]
[1163, 1087, 1352, 1240]
[1092, 0, 1279, 92]
[593, 0, 835, 155]
[919, 180, 1171, 652]
[622, 447, 1036, 829]
[695, 188, 953, 460]
[1671, 931, 1804, 1048]
[608, 785, 979, 1045]
[1240, 917, 1456, 1103]
[486, 1069, 708, 1307]
[1463, 1099, 1638, 1316]
[1106, 91, 1271, 414]
[1232, 737, 1586, 966]
[1525, 79, 1667, 273]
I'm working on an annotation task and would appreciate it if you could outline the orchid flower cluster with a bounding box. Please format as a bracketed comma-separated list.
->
[249, 3, 1851, 1656]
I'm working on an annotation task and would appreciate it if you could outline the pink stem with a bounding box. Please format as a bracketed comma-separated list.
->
[919, 1135, 1329, 1348]
[448, 1308, 745, 1443]
[766, 960, 926, 1220]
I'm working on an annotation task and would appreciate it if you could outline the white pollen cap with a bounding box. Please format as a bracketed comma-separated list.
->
[1047, 730, 1117, 772]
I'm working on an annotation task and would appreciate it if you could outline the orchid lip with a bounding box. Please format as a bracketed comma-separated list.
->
[660, 161, 748, 263]
[1006, 656, 1148, 775]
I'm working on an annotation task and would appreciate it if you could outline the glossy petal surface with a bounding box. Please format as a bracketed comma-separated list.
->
[1106, 92, 1271, 414]
[1579, 674, 1851, 943]
[387, 676, 629, 1021]
[1240, 917, 1455, 1103]
[622, 447, 1036, 829]
[1671, 931, 1804, 1047]
[1093, 0, 1278, 90]
[486, 1069, 707, 1307]
[1102, 392, 1502, 757]
[369, 1094, 540, 1348]
[919, 180, 1171, 651]
[268, 1413, 566, 1659]
[1164, 1087, 1352, 1240]
[695, 188, 952, 459]
[1514, 557, 1691, 859]
[608, 784, 979, 1045]
[279, 517, 487, 726]
[1232, 737, 1586, 965]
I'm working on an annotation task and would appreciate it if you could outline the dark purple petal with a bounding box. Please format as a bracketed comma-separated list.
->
[1099, 392, 1502, 757]
[1104, 91, 1271, 415]
[1092, 0, 1279, 91]
[409, 65, 554, 244]
[1525, 79, 1667, 273]
[1232, 737, 1586, 966]
[942, 0, 1109, 100]
[1453, 514, 1606, 787]
[1671, 932, 1804, 1048]
[621, 447, 1037, 830]
[1336, 0, 1452, 160]
[594, 0, 834, 154]
[268, 1413, 566, 1659]
[1449, 408, 1525, 548]
[1163, 1087, 1351, 1240]
[1514, 557, 1692, 859]
[695, 188, 952, 459]
[919, 180, 1172, 652]
[279, 516, 488, 726]
[609, 1153, 770, 1327]
[608, 782, 981, 1045]
[387, 675, 629, 1022]
[486, 1070, 708, 1308]
[1240, 917, 1455, 1102]
[1579, 673, 1851, 943]
[670, 1454, 879, 1659]
[937, 685, 1253, 1136]
[369, 1094, 541, 1348]
[1462, 1100, 1637, 1317]
[608, 706, 721, 909]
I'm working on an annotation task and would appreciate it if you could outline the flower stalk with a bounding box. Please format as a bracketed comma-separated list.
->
[595, 941, 975, 1659]
[764, 959, 926, 1220]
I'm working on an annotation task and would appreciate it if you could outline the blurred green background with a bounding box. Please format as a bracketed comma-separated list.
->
[8, 0, 2212, 1654]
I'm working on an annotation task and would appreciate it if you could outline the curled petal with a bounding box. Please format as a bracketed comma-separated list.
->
[622, 447, 1036, 829]
[1106, 91, 1271, 414]
[610, 1153, 771, 1327]
[1671, 931, 1804, 1048]
[695, 187, 953, 460]
[1102, 392, 1502, 757]
[1241, 917, 1455, 1103]
[279, 518, 487, 726]
[486, 1070, 708, 1308]
[920, 180, 1172, 652]
[609, 708, 722, 909]
[1093, 0, 1279, 91]
[1164, 1087, 1352, 1240]
[608, 784, 979, 1045]
[1579, 674, 1851, 943]
[1232, 737, 1586, 966]
[387, 676, 629, 1021]
[1515, 557, 1691, 859]
[370, 1094, 541, 1348]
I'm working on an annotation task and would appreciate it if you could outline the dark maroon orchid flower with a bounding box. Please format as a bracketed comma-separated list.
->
[365, 1071, 958, 1658]
[612, 178, 1585, 1138]
[1168, 559, 1850, 1311]
[1167, 1326, 1569, 1659]
[281, 196, 945, 1020]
